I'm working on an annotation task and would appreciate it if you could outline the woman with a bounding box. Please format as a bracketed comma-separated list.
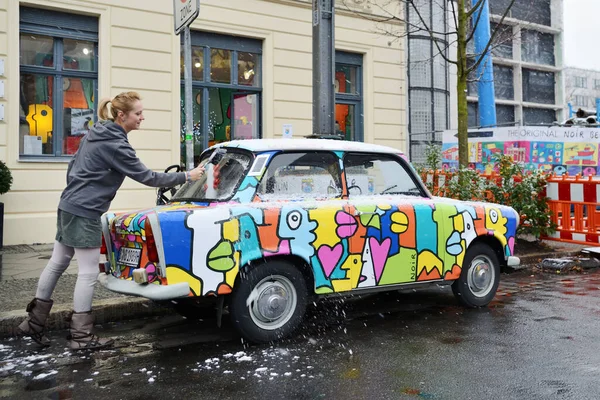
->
[17, 91, 205, 350]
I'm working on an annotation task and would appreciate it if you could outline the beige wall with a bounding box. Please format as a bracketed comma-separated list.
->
[0, 0, 406, 245]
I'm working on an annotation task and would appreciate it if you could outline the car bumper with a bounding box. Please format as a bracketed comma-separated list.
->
[507, 256, 520, 267]
[97, 273, 190, 301]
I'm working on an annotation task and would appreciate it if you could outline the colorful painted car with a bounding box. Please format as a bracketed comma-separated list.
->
[98, 139, 520, 343]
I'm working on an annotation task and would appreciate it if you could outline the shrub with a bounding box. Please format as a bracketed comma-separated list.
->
[0, 161, 12, 195]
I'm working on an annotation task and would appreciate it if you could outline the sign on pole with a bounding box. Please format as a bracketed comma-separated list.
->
[174, 0, 200, 35]
[174, 0, 200, 169]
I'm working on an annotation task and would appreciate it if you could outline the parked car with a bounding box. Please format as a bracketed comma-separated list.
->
[98, 139, 520, 343]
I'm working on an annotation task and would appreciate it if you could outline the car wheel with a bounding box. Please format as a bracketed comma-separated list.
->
[452, 242, 500, 308]
[229, 261, 308, 344]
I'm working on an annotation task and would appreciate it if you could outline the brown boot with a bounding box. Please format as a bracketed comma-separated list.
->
[16, 298, 53, 347]
[67, 311, 114, 351]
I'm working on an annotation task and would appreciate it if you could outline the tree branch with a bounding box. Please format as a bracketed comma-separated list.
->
[407, 0, 457, 65]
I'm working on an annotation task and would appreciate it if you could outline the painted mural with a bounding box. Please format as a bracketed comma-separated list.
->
[443, 126, 600, 176]
[105, 146, 518, 299]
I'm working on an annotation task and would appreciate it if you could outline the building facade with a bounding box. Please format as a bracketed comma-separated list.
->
[0, 0, 407, 246]
[564, 67, 600, 116]
[450, 0, 564, 130]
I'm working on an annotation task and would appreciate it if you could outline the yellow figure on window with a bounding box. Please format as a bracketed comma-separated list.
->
[26, 104, 53, 143]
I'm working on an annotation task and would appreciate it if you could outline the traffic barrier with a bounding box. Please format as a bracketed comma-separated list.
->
[542, 174, 600, 245]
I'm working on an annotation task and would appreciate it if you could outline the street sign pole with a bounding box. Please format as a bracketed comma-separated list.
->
[174, 0, 200, 169]
[183, 26, 194, 170]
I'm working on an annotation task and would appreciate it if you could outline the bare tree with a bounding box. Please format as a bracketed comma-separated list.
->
[341, 0, 518, 167]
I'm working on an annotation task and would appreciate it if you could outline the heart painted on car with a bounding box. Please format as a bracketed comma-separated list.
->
[369, 237, 391, 283]
[335, 211, 357, 238]
[318, 243, 343, 278]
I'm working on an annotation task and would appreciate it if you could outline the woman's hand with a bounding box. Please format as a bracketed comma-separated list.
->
[187, 165, 206, 182]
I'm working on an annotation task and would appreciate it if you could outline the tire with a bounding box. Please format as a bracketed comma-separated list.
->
[452, 242, 500, 308]
[229, 261, 308, 344]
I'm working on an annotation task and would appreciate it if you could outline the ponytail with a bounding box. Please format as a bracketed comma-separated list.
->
[98, 98, 113, 121]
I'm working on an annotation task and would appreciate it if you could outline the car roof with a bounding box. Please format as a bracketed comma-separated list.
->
[212, 138, 404, 155]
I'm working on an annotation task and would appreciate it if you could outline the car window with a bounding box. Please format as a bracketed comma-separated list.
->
[344, 153, 424, 197]
[172, 149, 252, 202]
[257, 152, 342, 200]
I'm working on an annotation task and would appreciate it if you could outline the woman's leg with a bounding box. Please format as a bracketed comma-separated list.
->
[68, 247, 113, 350]
[35, 241, 75, 300]
[72, 247, 100, 313]
[18, 241, 74, 346]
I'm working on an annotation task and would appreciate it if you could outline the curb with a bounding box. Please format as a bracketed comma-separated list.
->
[0, 297, 172, 339]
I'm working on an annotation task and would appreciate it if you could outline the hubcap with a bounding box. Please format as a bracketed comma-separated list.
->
[467, 255, 495, 298]
[247, 275, 297, 330]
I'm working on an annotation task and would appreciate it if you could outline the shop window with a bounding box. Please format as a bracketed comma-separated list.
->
[181, 32, 262, 165]
[19, 7, 98, 159]
[522, 69, 555, 105]
[335, 52, 363, 142]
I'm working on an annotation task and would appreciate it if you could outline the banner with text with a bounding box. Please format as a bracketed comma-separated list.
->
[442, 126, 600, 175]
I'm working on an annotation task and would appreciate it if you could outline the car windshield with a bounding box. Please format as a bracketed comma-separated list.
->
[171, 149, 252, 202]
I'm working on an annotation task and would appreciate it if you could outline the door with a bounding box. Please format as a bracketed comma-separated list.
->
[343, 152, 439, 290]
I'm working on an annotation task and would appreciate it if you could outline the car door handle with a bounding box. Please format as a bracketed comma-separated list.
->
[353, 210, 377, 216]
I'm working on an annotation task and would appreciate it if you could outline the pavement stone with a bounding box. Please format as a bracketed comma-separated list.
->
[0, 239, 596, 339]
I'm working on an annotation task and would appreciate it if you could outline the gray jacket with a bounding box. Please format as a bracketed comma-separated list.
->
[58, 121, 186, 219]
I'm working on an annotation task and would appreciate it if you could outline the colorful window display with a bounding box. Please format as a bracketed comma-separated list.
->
[19, 7, 98, 158]
[442, 126, 600, 176]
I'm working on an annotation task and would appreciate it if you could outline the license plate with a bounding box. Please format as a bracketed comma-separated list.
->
[118, 247, 141, 268]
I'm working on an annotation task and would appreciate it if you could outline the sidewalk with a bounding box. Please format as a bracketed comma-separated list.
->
[0, 244, 172, 338]
[0, 239, 592, 338]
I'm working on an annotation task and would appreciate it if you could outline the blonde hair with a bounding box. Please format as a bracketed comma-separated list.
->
[98, 91, 142, 121]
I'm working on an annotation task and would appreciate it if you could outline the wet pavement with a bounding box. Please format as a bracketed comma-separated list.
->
[1, 268, 600, 399]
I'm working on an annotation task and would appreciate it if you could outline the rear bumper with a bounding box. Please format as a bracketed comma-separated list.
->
[97, 273, 190, 301]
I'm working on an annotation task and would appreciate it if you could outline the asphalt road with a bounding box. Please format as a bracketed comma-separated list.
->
[1, 269, 600, 400]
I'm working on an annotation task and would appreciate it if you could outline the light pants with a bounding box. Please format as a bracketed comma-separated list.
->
[35, 241, 100, 313]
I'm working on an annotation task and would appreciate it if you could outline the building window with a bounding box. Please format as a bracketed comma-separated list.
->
[594, 79, 600, 90]
[574, 76, 587, 88]
[493, 64, 514, 100]
[468, 102, 479, 128]
[496, 105, 515, 126]
[181, 32, 262, 165]
[335, 51, 363, 142]
[19, 7, 98, 158]
[523, 108, 556, 125]
[522, 69, 555, 104]
[490, 22, 513, 59]
[490, 0, 551, 27]
[521, 30, 555, 66]
[407, 0, 449, 163]
[573, 95, 588, 108]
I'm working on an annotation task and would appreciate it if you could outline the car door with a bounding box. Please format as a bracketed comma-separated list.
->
[343, 152, 444, 290]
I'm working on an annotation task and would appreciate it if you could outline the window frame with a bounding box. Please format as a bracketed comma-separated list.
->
[181, 32, 263, 164]
[256, 151, 344, 200]
[343, 152, 428, 199]
[335, 51, 364, 142]
[19, 7, 98, 161]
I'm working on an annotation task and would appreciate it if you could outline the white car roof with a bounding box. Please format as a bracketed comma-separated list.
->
[213, 138, 404, 155]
